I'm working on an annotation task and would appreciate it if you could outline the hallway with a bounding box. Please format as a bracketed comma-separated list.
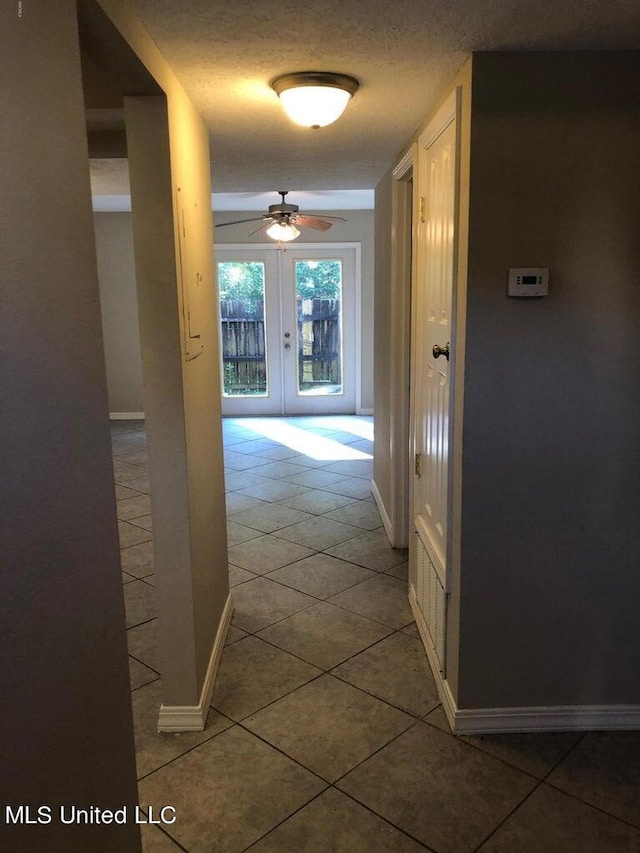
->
[114, 417, 640, 853]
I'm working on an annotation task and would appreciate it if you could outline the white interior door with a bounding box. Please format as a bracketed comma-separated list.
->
[410, 100, 458, 671]
[216, 244, 358, 416]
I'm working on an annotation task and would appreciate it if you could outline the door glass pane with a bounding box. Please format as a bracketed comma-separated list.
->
[294, 259, 343, 396]
[218, 261, 267, 396]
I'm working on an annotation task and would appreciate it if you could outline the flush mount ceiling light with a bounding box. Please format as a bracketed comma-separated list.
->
[266, 221, 300, 242]
[271, 72, 359, 129]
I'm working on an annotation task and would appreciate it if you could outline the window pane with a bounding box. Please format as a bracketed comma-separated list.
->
[295, 260, 343, 396]
[218, 261, 267, 396]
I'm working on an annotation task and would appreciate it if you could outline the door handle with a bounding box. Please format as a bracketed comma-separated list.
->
[284, 343, 291, 349]
[432, 342, 450, 361]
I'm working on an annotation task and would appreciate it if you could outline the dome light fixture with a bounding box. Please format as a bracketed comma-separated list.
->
[271, 72, 359, 129]
[266, 221, 300, 242]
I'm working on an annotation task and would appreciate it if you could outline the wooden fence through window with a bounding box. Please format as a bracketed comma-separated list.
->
[220, 298, 341, 395]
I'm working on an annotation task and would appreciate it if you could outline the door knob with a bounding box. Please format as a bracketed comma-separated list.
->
[284, 343, 291, 349]
[432, 342, 450, 361]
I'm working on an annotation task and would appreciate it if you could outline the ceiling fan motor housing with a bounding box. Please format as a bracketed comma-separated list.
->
[268, 201, 299, 216]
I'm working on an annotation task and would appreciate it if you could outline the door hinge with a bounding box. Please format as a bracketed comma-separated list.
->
[415, 453, 422, 477]
[419, 196, 425, 223]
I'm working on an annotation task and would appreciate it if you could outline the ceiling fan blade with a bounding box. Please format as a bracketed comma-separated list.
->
[295, 215, 333, 232]
[248, 220, 274, 237]
[214, 217, 267, 228]
[307, 214, 347, 222]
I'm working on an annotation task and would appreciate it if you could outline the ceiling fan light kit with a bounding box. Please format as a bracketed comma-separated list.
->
[265, 221, 300, 242]
[271, 72, 359, 129]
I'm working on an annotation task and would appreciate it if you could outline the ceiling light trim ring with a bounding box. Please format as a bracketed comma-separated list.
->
[271, 72, 360, 98]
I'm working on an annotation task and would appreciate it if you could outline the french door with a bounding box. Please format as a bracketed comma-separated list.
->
[216, 244, 357, 416]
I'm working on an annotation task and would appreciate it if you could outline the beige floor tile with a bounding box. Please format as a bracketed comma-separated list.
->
[333, 632, 440, 717]
[237, 480, 311, 502]
[115, 484, 144, 501]
[227, 534, 314, 573]
[126, 476, 151, 494]
[230, 503, 311, 533]
[286, 469, 346, 489]
[385, 560, 408, 580]
[249, 460, 310, 479]
[225, 492, 269, 514]
[228, 564, 256, 587]
[127, 619, 159, 671]
[245, 674, 413, 782]
[231, 577, 316, 632]
[122, 571, 136, 585]
[130, 514, 153, 532]
[246, 788, 426, 853]
[211, 635, 321, 720]
[138, 726, 326, 852]
[248, 444, 303, 461]
[323, 500, 382, 530]
[338, 721, 537, 853]
[114, 449, 149, 466]
[224, 624, 248, 646]
[129, 656, 159, 691]
[322, 460, 374, 480]
[124, 579, 157, 628]
[267, 554, 375, 599]
[326, 528, 407, 571]
[318, 476, 373, 499]
[117, 494, 152, 520]
[257, 601, 392, 670]
[547, 731, 640, 827]
[140, 823, 184, 852]
[426, 706, 582, 779]
[328, 574, 413, 629]
[477, 783, 640, 852]
[226, 520, 263, 547]
[224, 450, 270, 471]
[132, 681, 232, 780]
[224, 470, 272, 492]
[119, 520, 153, 549]
[120, 541, 155, 578]
[273, 516, 362, 550]
[278, 489, 359, 514]
[113, 462, 148, 483]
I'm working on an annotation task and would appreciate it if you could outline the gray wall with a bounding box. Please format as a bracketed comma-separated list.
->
[0, 3, 140, 850]
[215, 209, 375, 411]
[95, 212, 144, 412]
[458, 53, 640, 708]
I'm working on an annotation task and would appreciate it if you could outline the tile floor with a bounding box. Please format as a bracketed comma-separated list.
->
[114, 416, 640, 853]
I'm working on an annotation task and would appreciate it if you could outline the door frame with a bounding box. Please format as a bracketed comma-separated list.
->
[387, 144, 417, 548]
[214, 242, 363, 415]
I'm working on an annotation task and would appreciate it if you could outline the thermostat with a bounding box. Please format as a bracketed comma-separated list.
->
[507, 268, 549, 297]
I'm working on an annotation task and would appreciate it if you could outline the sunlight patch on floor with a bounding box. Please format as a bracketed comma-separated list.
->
[235, 419, 372, 461]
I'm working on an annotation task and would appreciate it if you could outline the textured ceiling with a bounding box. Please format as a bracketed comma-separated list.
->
[121, 0, 639, 192]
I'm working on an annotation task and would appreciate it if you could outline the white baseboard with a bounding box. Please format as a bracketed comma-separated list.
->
[109, 412, 145, 420]
[356, 407, 373, 416]
[157, 593, 233, 732]
[371, 479, 394, 544]
[409, 585, 640, 734]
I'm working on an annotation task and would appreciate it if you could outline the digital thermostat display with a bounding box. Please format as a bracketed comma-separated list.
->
[507, 268, 549, 297]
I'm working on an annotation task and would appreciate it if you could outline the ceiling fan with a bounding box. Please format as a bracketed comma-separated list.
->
[214, 191, 346, 242]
